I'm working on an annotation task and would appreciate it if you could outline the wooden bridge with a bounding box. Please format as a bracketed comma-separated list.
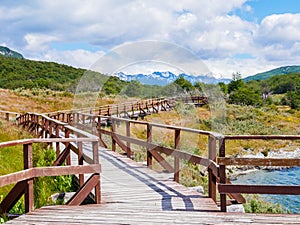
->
[1, 102, 300, 224]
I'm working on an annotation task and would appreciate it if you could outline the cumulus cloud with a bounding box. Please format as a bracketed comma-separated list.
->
[34, 49, 105, 69]
[24, 33, 59, 51]
[0, 0, 299, 77]
[256, 13, 300, 46]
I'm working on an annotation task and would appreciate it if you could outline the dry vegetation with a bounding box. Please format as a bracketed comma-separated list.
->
[0, 88, 116, 113]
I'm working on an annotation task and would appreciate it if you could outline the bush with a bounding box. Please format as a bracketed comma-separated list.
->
[243, 195, 289, 214]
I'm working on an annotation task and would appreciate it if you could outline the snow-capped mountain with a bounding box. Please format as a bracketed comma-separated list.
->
[115, 71, 231, 86]
[0, 46, 24, 59]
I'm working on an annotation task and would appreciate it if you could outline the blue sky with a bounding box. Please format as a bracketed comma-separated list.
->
[245, 0, 300, 21]
[0, 0, 300, 78]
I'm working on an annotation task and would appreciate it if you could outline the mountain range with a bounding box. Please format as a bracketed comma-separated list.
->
[1, 45, 299, 86]
[115, 71, 231, 86]
[0, 46, 24, 59]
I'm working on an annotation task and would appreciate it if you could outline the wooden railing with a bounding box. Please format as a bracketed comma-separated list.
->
[0, 110, 19, 122]
[217, 135, 300, 212]
[11, 97, 300, 213]
[0, 113, 102, 214]
[63, 112, 300, 212]
[54, 111, 246, 207]
[47, 95, 207, 122]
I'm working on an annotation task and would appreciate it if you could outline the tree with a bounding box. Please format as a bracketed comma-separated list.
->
[174, 75, 194, 92]
[228, 72, 244, 93]
[218, 82, 227, 94]
[124, 80, 142, 97]
[229, 87, 262, 106]
[286, 90, 300, 109]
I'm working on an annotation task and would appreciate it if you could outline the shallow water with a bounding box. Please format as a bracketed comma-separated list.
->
[233, 167, 300, 213]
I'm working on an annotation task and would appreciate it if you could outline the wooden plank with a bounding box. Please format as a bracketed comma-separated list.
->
[0, 165, 101, 187]
[0, 170, 33, 186]
[225, 135, 300, 140]
[33, 165, 101, 177]
[218, 157, 300, 167]
[219, 184, 300, 195]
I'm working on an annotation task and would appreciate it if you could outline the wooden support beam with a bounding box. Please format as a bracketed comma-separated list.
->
[126, 121, 131, 158]
[219, 184, 300, 195]
[219, 138, 227, 212]
[23, 143, 34, 213]
[52, 147, 70, 166]
[0, 181, 27, 214]
[65, 129, 71, 165]
[208, 135, 217, 202]
[111, 120, 116, 152]
[147, 124, 153, 169]
[78, 141, 84, 186]
[149, 149, 174, 173]
[174, 129, 180, 183]
[67, 173, 100, 206]
[218, 157, 300, 167]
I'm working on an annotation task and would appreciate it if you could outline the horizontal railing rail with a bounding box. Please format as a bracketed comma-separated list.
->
[0, 110, 19, 121]
[217, 135, 300, 212]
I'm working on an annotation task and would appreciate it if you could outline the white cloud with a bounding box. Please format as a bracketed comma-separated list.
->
[0, 0, 299, 78]
[24, 33, 59, 51]
[256, 13, 300, 46]
[34, 49, 105, 69]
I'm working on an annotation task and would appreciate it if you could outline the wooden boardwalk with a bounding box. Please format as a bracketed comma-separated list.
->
[6, 148, 300, 224]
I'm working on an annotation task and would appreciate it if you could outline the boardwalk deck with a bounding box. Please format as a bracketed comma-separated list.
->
[6, 148, 300, 224]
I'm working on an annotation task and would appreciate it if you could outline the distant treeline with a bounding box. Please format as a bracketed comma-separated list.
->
[0, 55, 299, 108]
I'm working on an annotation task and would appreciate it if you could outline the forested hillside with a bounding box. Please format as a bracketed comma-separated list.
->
[0, 55, 89, 91]
[244, 66, 300, 82]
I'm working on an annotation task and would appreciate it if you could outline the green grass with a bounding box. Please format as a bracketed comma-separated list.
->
[0, 120, 75, 222]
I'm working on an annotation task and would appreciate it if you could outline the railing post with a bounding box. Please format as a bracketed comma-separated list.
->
[78, 138, 84, 186]
[107, 106, 110, 116]
[174, 129, 180, 182]
[111, 119, 116, 152]
[65, 128, 71, 166]
[55, 124, 60, 157]
[49, 121, 53, 138]
[147, 124, 153, 168]
[44, 119, 49, 138]
[82, 114, 85, 126]
[126, 121, 131, 158]
[5, 112, 9, 121]
[92, 141, 101, 203]
[23, 143, 34, 213]
[208, 135, 217, 203]
[219, 137, 227, 212]
[76, 112, 80, 124]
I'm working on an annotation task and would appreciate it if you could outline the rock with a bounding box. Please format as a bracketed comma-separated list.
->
[226, 204, 245, 213]
[188, 186, 204, 194]
[51, 192, 76, 204]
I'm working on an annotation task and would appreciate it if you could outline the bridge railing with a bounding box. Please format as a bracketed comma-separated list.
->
[3, 113, 102, 213]
[0, 110, 19, 122]
[47, 95, 209, 121]
[64, 112, 245, 206]
[16, 104, 300, 213]
[217, 135, 300, 212]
